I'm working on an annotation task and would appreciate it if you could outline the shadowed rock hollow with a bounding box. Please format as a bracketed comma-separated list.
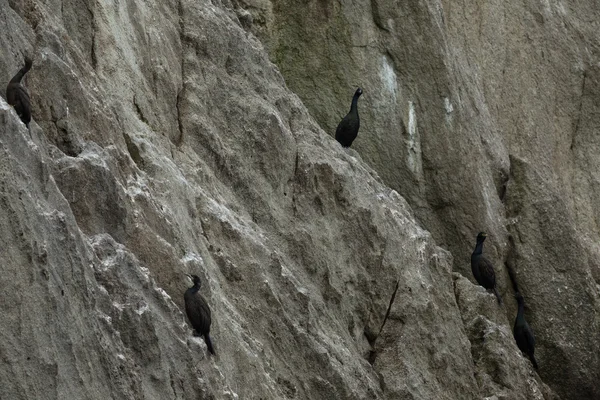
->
[0, 0, 597, 399]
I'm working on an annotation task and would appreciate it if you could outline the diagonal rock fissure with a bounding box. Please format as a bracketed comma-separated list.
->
[290, 147, 300, 216]
[377, 280, 399, 338]
[366, 280, 400, 365]
[175, 88, 184, 147]
[505, 235, 520, 294]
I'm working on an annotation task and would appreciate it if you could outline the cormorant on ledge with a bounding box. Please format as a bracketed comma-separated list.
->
[471, 232, 502, 304]
[6, 57, 33, 130]
[184, 274, 215, 355]
[335, 87, 362, 148]
[513, 291, 538, 369]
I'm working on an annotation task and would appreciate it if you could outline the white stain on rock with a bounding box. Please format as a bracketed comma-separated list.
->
[135, 301, 149, 315]
[155, 287, 172, 302]
[444, 97, 453, 114]
[482, 183, 495, 226]
[444, 97, 454, 124]
[380, 55, 398, 101]
[0, 97, 10, 111]
[182, 251, 204, 267]
[406, 101, 423, 177]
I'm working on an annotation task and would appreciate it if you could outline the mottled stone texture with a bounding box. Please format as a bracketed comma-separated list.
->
[0, 0, 596, 399]
[234, 0, 600, 398]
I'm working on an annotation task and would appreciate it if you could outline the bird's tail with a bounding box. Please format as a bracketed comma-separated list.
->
[204, 334, 215, 356]
[530, 354, 538, 369]
[493, 287, 503, 305]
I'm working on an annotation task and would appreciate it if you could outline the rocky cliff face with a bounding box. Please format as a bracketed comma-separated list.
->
[0, 0, 597, 399]
[234, 0, 600, 398]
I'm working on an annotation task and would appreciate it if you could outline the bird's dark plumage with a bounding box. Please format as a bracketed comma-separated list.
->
[513, 292, 538, 369]
[471, 232, 502, 304]
[335, 88, 362, 147]
[6, 57, 33, 129]
[184, 274, 215, 355]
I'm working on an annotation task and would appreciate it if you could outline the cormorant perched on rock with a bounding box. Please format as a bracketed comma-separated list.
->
[471, 232, 502, 304]
[184, 274, 215, 355]
[513, 292, 538, 369]
[335, 87, 362, 147]
[6, 57, 33, 129]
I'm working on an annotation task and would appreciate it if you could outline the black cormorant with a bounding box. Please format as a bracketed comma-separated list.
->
[184, 274, 215, 355]
[335, 88, 362, 147]
[513, 292, 538, 369]
[6, 57, 33, 129]
[471, 232, 502, 304]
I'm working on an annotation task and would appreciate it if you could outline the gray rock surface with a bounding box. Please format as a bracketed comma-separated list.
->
[0, 0, 596, 399]
[235, 0, 600, 398]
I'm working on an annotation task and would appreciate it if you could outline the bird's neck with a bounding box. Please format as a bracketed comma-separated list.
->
[516, 300, 525, 320]
[350, 94, 360, 113]
[473, 241, 484, 255]
[190, 283, 201, 293]
[10, 65, 31, 84]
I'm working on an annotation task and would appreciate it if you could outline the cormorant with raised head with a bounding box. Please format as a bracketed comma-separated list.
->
[6, 57, 33, 129]
[184, 274, 215, 355]
[513, 291, 538, 369]
[335, 87, 362, 147]
[471, 232, 502, 304]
